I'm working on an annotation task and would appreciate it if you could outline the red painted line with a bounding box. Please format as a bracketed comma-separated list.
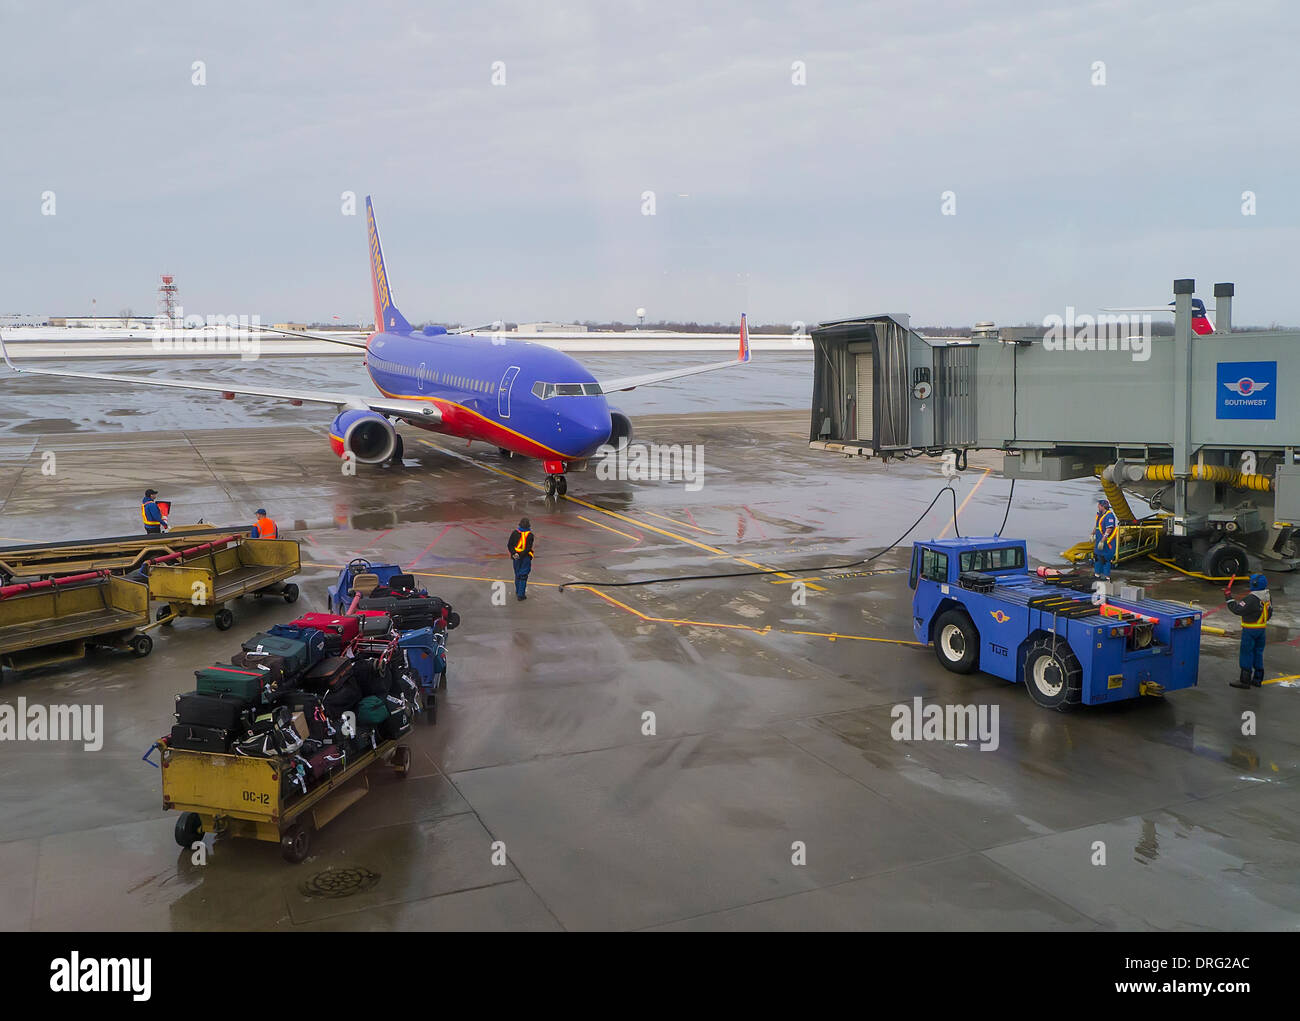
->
[408, 524, 453, 568]
[742, 505, 770, 540]
[304, 534, 320, 547]
[352, 528, 392, 555]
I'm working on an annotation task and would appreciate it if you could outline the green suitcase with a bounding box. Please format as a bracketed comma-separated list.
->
[195, 663, 266, 701]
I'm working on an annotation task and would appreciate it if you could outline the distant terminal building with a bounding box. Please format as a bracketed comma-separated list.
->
[272, 323, 310, 332]
[48, 315, 156, 328]
[515, 322, 588, 334]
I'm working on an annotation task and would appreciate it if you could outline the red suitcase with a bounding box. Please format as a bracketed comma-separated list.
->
[290, 613, 360, 653]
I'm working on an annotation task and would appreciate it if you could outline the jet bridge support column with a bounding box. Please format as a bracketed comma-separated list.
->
[1171, 278, 1195, 531]
[1214, 282, 1234, 333]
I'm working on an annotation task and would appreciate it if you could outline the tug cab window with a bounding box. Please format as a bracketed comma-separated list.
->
[959, 547, 1024, 574]
[913, 547, 949, 586]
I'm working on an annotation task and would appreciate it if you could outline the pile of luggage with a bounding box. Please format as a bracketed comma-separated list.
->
[165, 605, 452, 800]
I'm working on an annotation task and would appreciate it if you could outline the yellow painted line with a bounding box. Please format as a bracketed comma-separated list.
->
[937, 467, 991, 540]
[1263, 674, 1300, 686]
[314, 558, 922, 646]
[644, 510, 718, 535]
[576, 515, 642, 543]
[420, 438, 825, 590]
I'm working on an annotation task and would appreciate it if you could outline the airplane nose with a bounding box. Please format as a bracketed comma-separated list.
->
[561, 404, 613, 457]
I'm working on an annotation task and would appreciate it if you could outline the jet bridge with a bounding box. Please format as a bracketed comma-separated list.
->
[809, 281, 1300, 575]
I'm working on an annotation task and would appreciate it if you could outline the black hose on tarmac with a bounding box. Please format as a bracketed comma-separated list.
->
[558, 484, 962, 592]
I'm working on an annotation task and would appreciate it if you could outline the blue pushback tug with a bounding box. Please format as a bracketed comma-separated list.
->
[909, 536, 1202, 709]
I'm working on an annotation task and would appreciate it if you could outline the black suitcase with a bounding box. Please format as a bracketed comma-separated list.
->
[303, 655, 353, 687]
[357, 595, 438, 629]
[352, 656, 391, 698]
[322, 676, 362, 715]
[169, 723, 231, 753]
[175, 691, 251, 731]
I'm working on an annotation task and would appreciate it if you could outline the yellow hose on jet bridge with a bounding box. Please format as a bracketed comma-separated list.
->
[1142, 464, 1272, 492]
[1094, 469, 1138, 523]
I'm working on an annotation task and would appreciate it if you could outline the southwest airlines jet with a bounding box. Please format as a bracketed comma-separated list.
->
[2, 197, 751, 497]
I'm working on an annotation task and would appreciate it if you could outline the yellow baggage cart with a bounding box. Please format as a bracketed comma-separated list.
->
[148, 535, 301, 630]
[158, 738, 412, 863]
[0, 572, 154, 676]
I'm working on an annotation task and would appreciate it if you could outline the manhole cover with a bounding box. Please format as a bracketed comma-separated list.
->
[299, 867, 381, 899]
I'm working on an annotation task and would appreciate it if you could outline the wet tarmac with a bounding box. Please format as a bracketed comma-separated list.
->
[0, 410, 1297, 931]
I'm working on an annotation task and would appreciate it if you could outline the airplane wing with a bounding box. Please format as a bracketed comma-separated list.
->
[222, 323, 369, 348]
[597, 314, 753, 393]
[0, 332, 441, 424]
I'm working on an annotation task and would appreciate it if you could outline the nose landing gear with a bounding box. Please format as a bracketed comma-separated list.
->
[543, 459, 568, 498]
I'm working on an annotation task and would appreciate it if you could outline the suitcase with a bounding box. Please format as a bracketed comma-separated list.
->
[306, 747, 347, 780]
[229, 650, 291, 690]
[175, 690, 252, 731]
[194, 664, 266, 700]
[354, 611, 392, 636]
[268, 623, 332, 656]
[169, 723, 231, 753]
[357, 595, 438, 629]
[240, 632, 317, 674]
[290, 613, 361, 653]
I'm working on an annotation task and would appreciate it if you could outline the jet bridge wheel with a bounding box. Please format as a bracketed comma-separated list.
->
[933, 609, 979, 674]
[1022, 638, 1083, 711]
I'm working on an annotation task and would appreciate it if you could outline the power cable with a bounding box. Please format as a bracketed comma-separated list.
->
[558, 484, 962, 592]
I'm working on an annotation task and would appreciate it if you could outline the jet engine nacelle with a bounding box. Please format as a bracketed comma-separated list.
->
[609, 410, 633, 446]
[329, 409, 397, 464]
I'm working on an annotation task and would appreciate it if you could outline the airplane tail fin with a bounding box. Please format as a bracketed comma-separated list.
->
[366, 197, 412, 334]
[738, 313, 751, 362]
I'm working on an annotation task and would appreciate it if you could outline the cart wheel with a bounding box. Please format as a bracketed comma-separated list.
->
[130, 634, 153, 657]
[393, 746, 412, 776]
[281, 823, 311, 863]
[283, 583, 300, 604]
[439, 670, 447, 691]
[155, 606, 174, 627]
[174, 811, 204, 848]
[214, 607, 235, 631]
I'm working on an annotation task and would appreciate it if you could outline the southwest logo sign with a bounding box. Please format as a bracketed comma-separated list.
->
[989, 610, 1010, 623]
[1217, 361, 1277, 420]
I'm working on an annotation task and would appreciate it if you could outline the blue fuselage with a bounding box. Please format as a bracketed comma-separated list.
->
[364, 329, 614, 460]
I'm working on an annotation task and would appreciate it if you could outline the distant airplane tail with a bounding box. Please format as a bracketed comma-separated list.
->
[1190, 298, 1214, 335]
[738, 313, 751, 362]
[366, 197, 412, 333]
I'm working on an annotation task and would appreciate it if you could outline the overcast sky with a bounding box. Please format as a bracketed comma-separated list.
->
[2, 0, 1297, 327]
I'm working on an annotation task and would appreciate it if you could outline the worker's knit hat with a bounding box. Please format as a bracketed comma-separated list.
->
[1250, 574, 1268, 591]
[1098, 499, 1110, 508]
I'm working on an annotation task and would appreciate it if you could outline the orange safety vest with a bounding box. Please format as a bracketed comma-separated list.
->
[514, 530, 532, 555]
[255, 516, 278, 538]
[1241, 594, 1271, 629]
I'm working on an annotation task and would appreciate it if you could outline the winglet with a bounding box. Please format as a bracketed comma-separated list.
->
[738, 313, 751, 362]
[365, 196, 412, 334]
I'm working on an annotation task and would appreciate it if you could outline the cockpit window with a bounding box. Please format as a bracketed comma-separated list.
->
[531, 381, 603, 399]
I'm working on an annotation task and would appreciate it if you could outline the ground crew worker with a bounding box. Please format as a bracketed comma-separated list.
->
[1092, 498, 1118, 579]
[1227, 574, 1270, 688]
[141, 489, 168, 534]
[251, 508, 278, 538]
[507, 517, 535, 601]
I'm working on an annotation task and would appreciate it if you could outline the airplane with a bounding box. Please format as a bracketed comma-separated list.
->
[1, 197, 752, 498]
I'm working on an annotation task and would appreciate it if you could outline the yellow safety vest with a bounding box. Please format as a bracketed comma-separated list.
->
[142, 500, 158, 525]
[514, 530, 532, 554]
[1242, 596, 1270, 629]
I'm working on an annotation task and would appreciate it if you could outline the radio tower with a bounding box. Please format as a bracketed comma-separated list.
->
[157, 274, 179, 322]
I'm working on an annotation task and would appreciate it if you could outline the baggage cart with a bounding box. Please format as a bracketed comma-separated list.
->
[0, 525, 243, 583]
[148, 536, 301, 631]
[157, 737, 413, 863]
[0, 572, 154, 676]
